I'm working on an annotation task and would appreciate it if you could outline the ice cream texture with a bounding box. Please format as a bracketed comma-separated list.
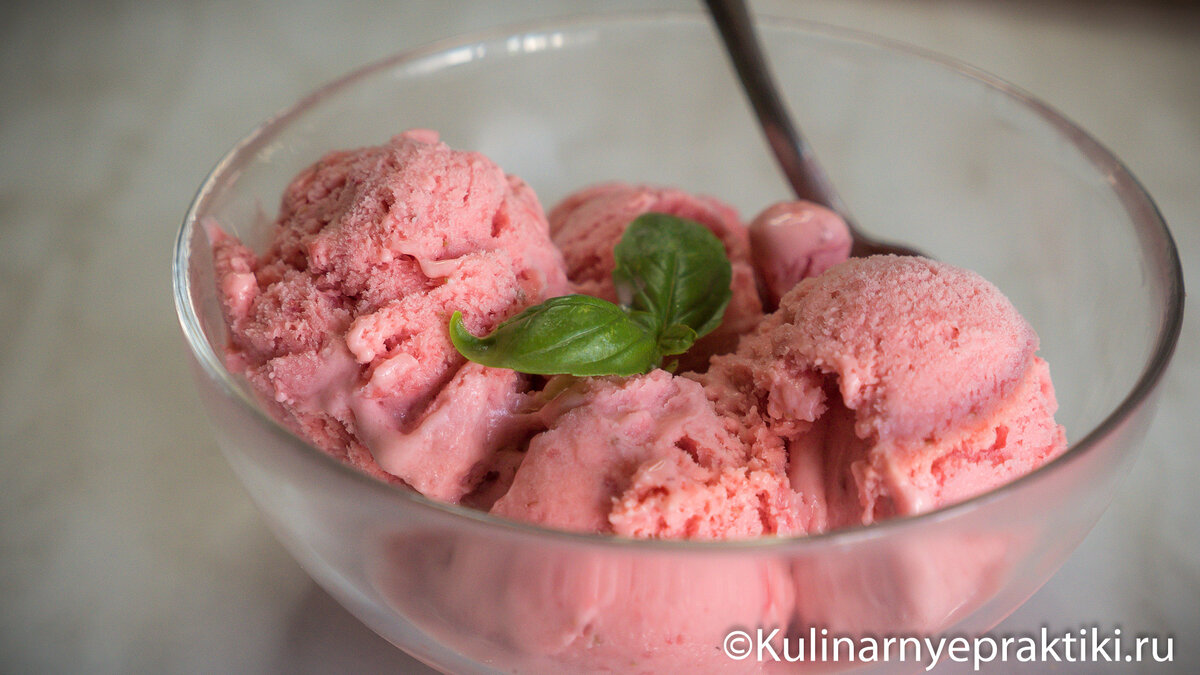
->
[702, 255, 1065, 532]
[210, 129, 569, 502]
[211, 129, 1066, 537]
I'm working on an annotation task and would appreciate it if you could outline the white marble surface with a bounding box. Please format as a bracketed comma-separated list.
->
[1, 0, 1196, 672]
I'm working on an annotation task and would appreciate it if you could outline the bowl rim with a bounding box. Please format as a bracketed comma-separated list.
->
[172, 9, 1185, 553]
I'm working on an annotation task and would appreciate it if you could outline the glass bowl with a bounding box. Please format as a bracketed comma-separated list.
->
[173, 11, 1183, 674]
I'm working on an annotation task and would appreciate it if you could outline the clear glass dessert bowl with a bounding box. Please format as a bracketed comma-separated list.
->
[173, 12, 1183, 674]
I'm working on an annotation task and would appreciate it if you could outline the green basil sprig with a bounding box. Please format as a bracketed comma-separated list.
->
[448, 297, 659, 376]
[449, 213, 732, 376]
[613, 212, 733, 341]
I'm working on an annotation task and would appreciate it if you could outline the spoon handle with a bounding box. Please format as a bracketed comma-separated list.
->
[703, 0, 844, 213]
[705, 0, 925, 259]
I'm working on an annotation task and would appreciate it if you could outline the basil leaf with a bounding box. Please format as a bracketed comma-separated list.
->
[657, 323, 697, 357]
[612, 213, 733, 340]
[448, 296, 658, 376]
[449, 211, 734, 377]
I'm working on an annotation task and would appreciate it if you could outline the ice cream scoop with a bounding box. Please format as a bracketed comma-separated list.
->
[492, 369, 801, 539]
[210, 130, 568, 501]
[748, 200, 852, 309]
[705, 255, 1067, 529]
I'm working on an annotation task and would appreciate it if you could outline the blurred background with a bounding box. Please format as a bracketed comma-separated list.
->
[1, 0, 1196, 672]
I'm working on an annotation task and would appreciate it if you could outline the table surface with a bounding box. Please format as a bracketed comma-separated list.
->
[2, 1, 1196, 672]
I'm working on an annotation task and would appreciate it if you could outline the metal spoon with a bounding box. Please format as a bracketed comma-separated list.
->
[704, 0, 922, 258]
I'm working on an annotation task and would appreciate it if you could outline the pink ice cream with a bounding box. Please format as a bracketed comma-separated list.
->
[492, 369, 801, 539]
[700, 255, 1067, 638]
[384, 373, 798, 674]
[211, 133, 1064, 528]
[748, 200, 852, 309]
[378, 531, 795, 674]
[705, 255, 1067, 530]
[211, 130, 1070, 673]
[210, 129, 568, 502]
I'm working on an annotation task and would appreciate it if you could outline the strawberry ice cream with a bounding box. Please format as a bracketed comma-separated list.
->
[210, 129, 568, 501]
[748, 200, 853, 309]
[378, 530, 795, 674]
[696, 254, 1066, 640]
[207, 127, 1069, 547]
[792, 529, 1016, 636]
[210, 130, 1068, 673]
[492, 369, 801, 539]
[704, 254, 1066, 530]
